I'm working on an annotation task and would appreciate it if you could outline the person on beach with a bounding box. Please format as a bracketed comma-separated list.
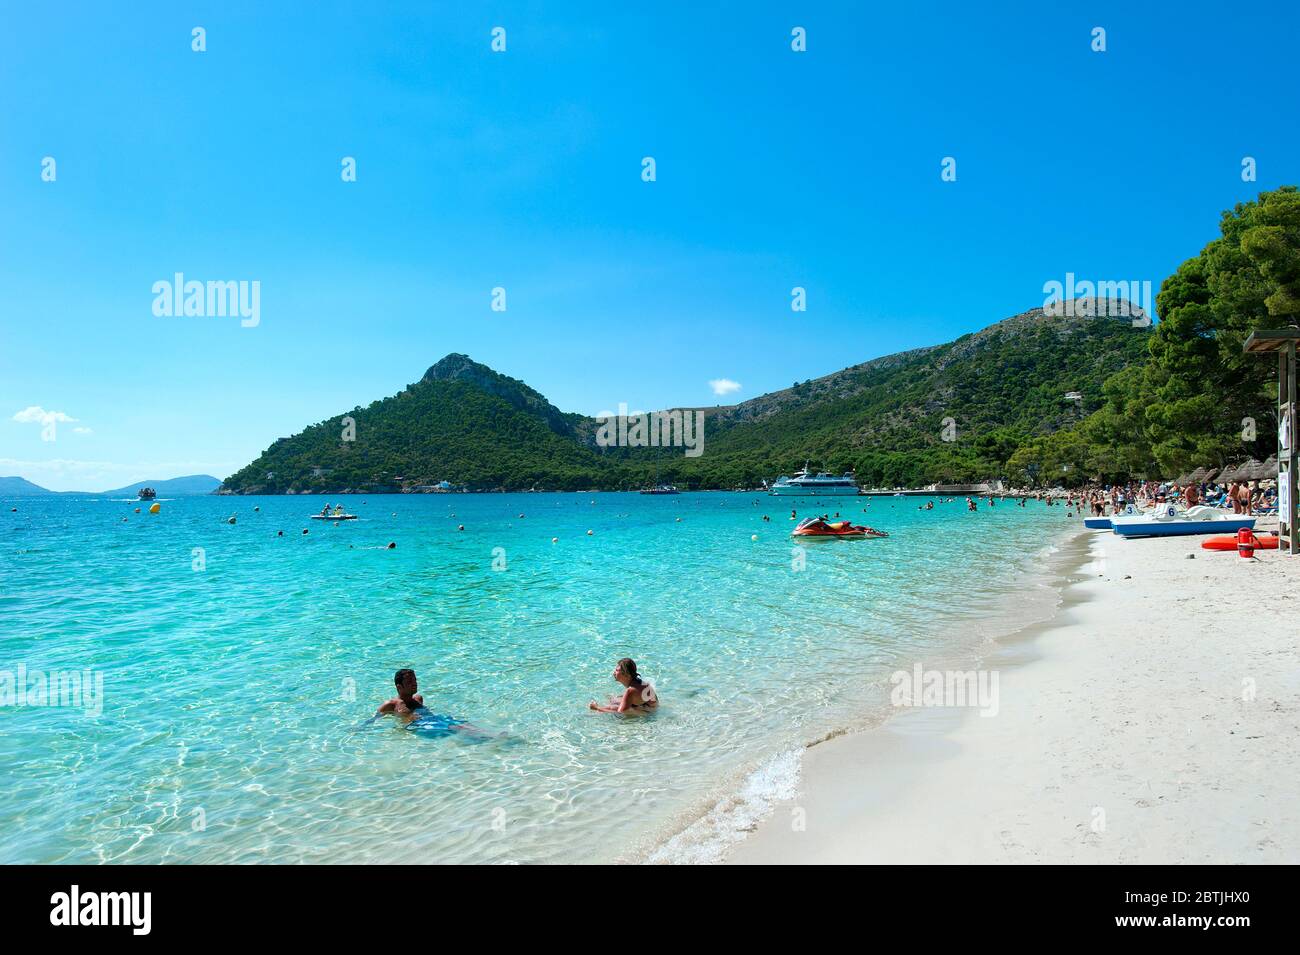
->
[588, 658, 658, 714]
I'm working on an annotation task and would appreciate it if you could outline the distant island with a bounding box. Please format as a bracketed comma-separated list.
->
[0, 474, 222, 497]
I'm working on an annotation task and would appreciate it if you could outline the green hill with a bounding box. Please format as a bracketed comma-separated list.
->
[220, 301, 1151, 494]
[221, 355, 608, 493]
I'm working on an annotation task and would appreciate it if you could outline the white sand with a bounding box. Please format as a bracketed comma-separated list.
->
[728, 528, 1300, 864]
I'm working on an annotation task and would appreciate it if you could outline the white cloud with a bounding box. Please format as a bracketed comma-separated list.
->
[13, 406, 78, 426]
[708, 378, 742, 397]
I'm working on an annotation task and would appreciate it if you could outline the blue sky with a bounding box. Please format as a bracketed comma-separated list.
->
[2, 1, 1297, 490]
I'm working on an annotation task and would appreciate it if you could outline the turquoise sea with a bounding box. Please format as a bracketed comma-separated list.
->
[0, 492, 1070, 864]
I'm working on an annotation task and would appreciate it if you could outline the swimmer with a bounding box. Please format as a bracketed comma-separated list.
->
[376, 668, 425, 719]
[588, 657, 658, 714]
[373, 669, 485, 738]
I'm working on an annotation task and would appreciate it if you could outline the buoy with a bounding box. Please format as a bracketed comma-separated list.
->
[302, 528, 309, 535]
[519, 513, 525, 518]
[675, 517, 682, 522]
[458, 524, 465, 531]
[387, 542, 396, 549]
[277, 530, 284, 537]
[551, 537, 558, 543]
[134, 507, 141, 513]
[1237, 526, 1256, 559]
[149, 503, 160, 514]
[587, 529, 594, 536]
[227, 516, 236, 524]
[254, 506, 260, 512]
[751, 534, 758, 541]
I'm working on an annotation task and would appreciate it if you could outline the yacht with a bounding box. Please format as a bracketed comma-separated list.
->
[768, 464, 861, 497]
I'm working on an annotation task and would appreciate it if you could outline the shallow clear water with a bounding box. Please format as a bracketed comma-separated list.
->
[0, 492, 1069, 863]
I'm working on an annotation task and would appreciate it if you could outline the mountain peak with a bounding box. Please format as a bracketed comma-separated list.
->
[418, 353, 575, 438]
[422, 353, 488, 382]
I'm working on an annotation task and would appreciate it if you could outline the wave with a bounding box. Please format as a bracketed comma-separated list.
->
[641, 748, 802, 865]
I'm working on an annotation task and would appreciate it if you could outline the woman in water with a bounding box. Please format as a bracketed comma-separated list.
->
[588, 658, 658, 714]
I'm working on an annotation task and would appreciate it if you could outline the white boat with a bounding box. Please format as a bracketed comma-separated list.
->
[1110, 504, 1255, 538]
[769, 464, 861, 497]
[639, 484, 679, 495]
[1085, 502, 1148, 529]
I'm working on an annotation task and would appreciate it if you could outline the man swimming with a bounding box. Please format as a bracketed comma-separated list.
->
[374, 669, 488, 739]
[376, 668, 425, 720]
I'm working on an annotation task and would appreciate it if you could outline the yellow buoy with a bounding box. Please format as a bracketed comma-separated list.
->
[149, 503, 161, 514]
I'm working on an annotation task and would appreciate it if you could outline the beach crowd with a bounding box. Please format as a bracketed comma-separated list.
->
[1066, 478, 1277, 517]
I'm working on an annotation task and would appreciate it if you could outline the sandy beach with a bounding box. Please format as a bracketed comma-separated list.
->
[729, 526, 1300, 864]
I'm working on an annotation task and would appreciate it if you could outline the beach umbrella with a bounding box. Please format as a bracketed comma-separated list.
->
[1250, 456, 1278, 480]
[1226, 459, 1262, 482]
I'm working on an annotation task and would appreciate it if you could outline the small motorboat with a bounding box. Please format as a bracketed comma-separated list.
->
[791, 517, 888, 539]
[1110, 505, 1255, 539]
[137, 487, 157, 501]
[310, 513, 358, 521]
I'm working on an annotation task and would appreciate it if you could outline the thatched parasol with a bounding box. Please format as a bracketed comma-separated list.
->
[1248, 456, 1278, 480]
[1226, 458, 1265, 482]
